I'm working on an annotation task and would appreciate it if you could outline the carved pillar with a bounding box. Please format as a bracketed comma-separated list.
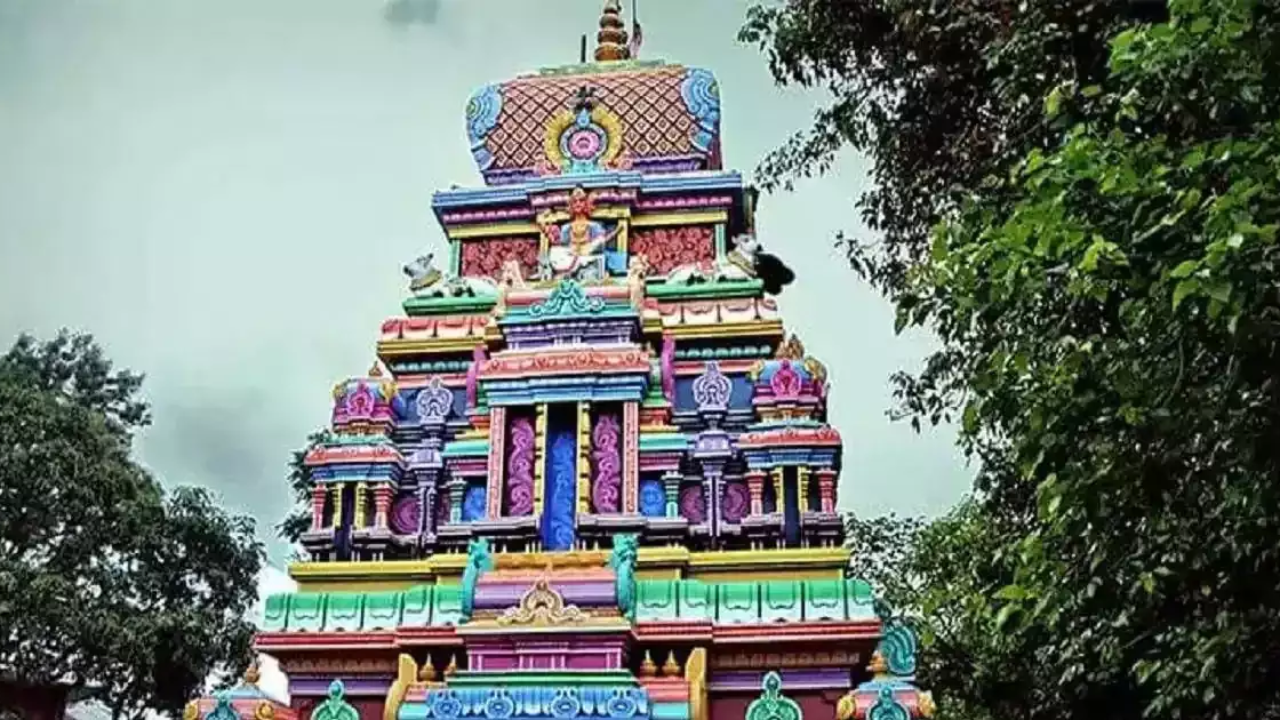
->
[816, 468, 837, 513]
[797, 467, 810, 513]
[692, 362, 734, 543]
[662, 471, 682, 518]
[486, 406, 508, 519]
[354, 482, 368, 528]
[771, 468, 783, 512]
[311, 485, 327, 530]
[577, 402, 591, 515]
[414, 376, 452, 546]
[331, 485, 344, 530]
[745, 470, 766, 516]
[374, 483, 392, 528]
[623, 401, 639, 513]
[534, 404, 547, 518]
[448, 477, 466, 524]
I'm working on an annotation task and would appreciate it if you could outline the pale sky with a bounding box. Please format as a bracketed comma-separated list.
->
[0, 0, 971, 569]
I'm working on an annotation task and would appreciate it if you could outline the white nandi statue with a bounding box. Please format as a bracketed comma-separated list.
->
[402, 253, 498, 297]
[665, 233, 761, 285]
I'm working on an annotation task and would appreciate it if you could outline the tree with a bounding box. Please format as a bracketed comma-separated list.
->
[747, 0, 1280, 718]
[0, 332, 264, 719]
[277, 428, 332, 547]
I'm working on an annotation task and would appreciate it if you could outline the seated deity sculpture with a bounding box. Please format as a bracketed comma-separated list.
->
[536, 186, 625, 282]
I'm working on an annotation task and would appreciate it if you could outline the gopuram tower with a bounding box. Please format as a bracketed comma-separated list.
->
[187, 4, 934, 720]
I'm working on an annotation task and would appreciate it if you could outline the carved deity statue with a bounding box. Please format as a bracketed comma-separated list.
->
[536, 186, 623, 282]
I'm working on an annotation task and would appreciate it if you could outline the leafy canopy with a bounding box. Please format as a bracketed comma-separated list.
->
[0, 331, 264, 720]
[748, 0, 1280, 718]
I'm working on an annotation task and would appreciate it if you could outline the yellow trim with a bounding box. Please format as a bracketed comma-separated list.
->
[445, 222, 540, 240]
[577, 402, 591, 516]
[354, 482, 368, 529]
[377, 338, 487, 357]
[384, 654, 418, 720]
[534, 404, 547, 518]
[665, 321, 785, 340]
[686, 647, 708, 720]
[631, 211, 726, 228]
[288, 546, 851, 591]
[331, 486, 343, 531]
[798, 467, 810, 513]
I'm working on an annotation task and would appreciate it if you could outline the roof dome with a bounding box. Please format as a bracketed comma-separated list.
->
[464, 2, 722, 185]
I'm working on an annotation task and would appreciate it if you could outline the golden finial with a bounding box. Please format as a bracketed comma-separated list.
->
[254, 702, 276, 720]
[919, 691, 937, 718]
[183, 701, 200, 720]
[777, 334, 806, 360]
[593, 0, 630, 62]
[419, 657, 438, 682]
[867, 650, 888, 676]
[639, 650, 657, 677]
[369, 360, 385, 377]
[444, 654, 458, 677]
[835, 693, 857, 720]
[661, 650, 681, 677]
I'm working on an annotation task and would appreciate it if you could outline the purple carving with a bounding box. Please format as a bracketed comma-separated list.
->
[435, 490, 451, 526]
[466, 345, 486, 411]
[590, 413, 621, 513]
[505, 416, 535, 516]
[692, 361, 731, 412]
[416, 376, 453, 424]
[660, 335, 675, 404]
[679, 484, 706, 524]
[770, 360, 802, 399]
[391, 495, 421, 534]
[722, 482, 749, 523]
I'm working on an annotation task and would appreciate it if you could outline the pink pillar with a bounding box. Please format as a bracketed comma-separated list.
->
[816, 469, 837, 513]
[745, 470, 766, 516]
[374, 482, 393, 528]
[310, 485, 327, 530]
[486, 406, 507, 519]
[623, 401, 639, 513]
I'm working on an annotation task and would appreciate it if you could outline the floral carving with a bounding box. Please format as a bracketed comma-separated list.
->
[459, 237, 539, 279]
[496, 576, 586, 626]
[591, 413, 622, 513]
[391, 495, 420, 534]
[679, 484, 706, 524]
[692, 361, 732, 412]
[722, 481, 749, 523]
[628, 226, 715, 275]
[505, 416, 536, 516]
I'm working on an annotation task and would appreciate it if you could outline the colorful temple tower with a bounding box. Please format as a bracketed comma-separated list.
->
[194, 4, 934, 720]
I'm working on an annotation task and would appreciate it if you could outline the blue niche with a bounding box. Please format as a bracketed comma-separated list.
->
[639, 477, 666, 518]
[462, 482, 487, 522]
[541, 406, 578, 551]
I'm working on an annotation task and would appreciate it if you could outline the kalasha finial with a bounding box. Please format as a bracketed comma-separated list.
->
[593, 0, 630, 62]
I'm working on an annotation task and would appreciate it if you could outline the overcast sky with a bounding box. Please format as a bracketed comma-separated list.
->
[0, 0, 972, 569]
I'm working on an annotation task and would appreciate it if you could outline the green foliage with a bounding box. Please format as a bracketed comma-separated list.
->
[277, 428, 332, 545]
[751, 0, 1280, 718]
[0, 332, 263, 720]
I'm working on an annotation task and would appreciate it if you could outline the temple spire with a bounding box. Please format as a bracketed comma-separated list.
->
[593, 0, 631, 62]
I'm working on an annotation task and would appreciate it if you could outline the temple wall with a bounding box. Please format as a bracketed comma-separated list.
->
[710, 688, 846, 719]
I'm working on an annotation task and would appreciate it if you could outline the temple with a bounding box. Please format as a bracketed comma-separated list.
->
[189, 3, 933, 719]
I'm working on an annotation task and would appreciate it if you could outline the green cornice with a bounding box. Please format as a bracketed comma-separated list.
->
[403, 295, 497, 317]
[645, 280, 764, 301]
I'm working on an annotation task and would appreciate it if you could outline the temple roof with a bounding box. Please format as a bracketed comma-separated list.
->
[464, 3, 721, 185]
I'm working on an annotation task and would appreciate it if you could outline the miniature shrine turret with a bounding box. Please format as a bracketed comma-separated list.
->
[187, 3, 936, 719]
